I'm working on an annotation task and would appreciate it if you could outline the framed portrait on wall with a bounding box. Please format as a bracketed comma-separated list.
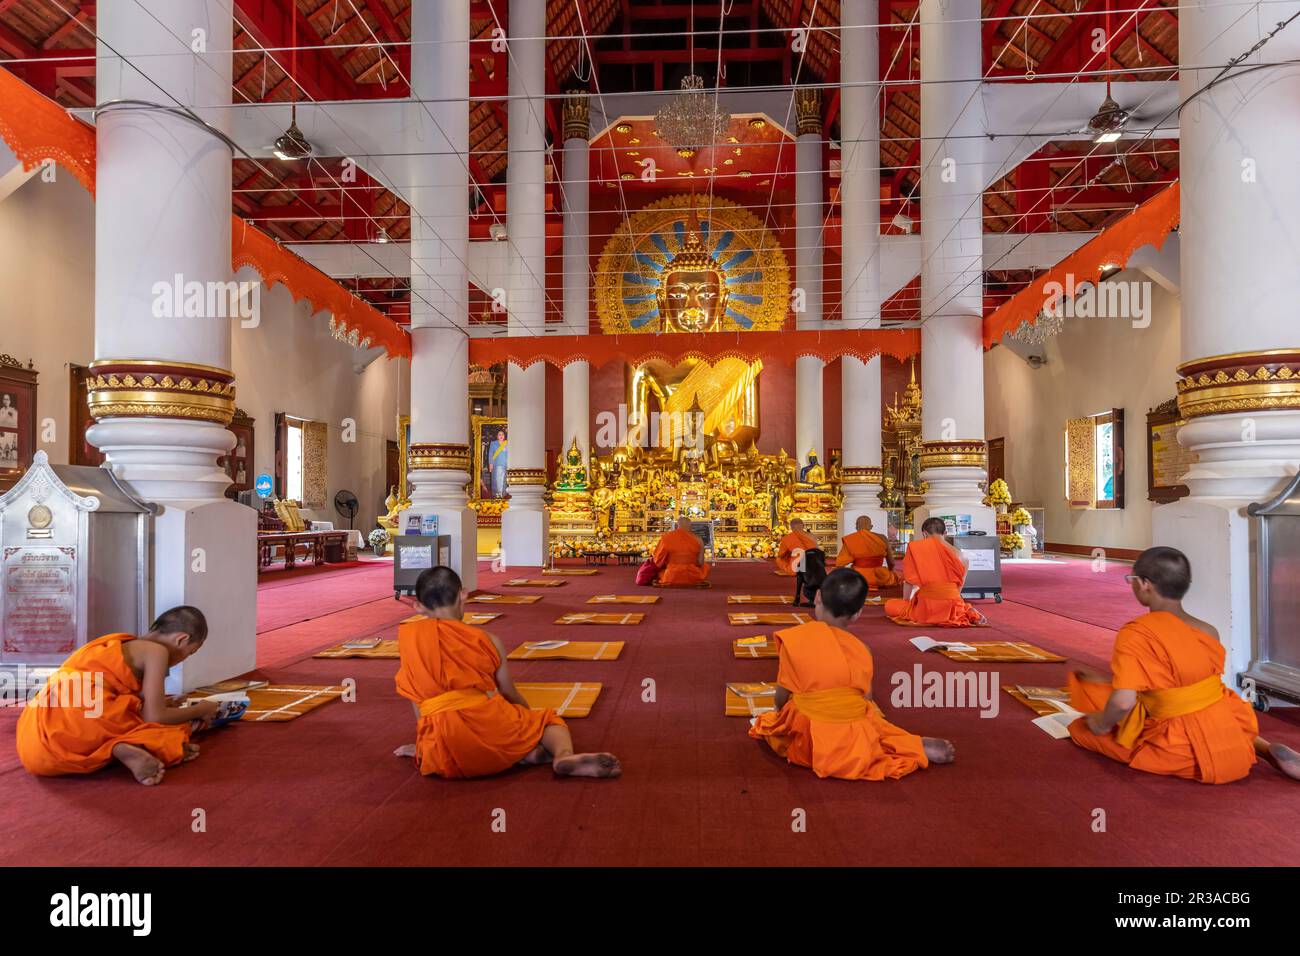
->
[0, 355, 38, 492]
[472, 416, 508, 500]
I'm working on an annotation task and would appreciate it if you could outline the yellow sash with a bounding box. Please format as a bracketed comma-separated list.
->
[791, 687, 869, 723]
[917, 582, 961, 600]
[419, 688, 494, 718]
[1114, 674, 1224, 747]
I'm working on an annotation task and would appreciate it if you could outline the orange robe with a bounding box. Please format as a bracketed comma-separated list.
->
[775, 529, 817, 576]
[750, 621, 928, 780]
[1067, 611, 1258, 784]
[15, 634, 190, 776]
[835, 530, 899, 588]
[395, 617, 563, 779]
[652, 527, 711, 586]
[883, 536, 983, 627]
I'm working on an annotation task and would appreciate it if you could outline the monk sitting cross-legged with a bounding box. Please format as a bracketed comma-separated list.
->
[16, 606, 219, 786]
[884, 517, 986, 627]
[1068, 546, 1300, 785]
[774, 518, 817, 576]
[393, 566, 621, 780]
[652, 516, 712, 587]
[750, 568, 955, 780]
[835, 515, 899, 589]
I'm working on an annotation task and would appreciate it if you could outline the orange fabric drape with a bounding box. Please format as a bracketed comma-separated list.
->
[0, 66, 97, 195]
[982, 182, 1181, 347]
[468, 327, 922, 370]
[0, 68, 410, 359]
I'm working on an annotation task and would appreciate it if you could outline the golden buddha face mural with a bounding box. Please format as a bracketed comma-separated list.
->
[656, 228, 728, 333]
[596, 194, 789, 334]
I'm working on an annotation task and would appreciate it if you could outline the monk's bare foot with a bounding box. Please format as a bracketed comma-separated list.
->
[182, 742, 200, 762]
[112, 744, 165, 785]
[553, 752, 622, 778]
[518, 744, 550, 766]
[393, 743, 417, 758]
[923, 737, 956, 764]
[1265, 743, 1300, 780]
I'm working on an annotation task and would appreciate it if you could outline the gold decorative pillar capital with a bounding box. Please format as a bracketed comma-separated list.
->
[408, 442, 471, 472]
[840, 466, 883, 485]
[1175, 349, 1300, 420]
[85, 359, 236, 425]
[918, 439, 987, 471]
[506, 467, 548, 486]
[794, 87, 822, 137]
[563, 91, 590, 141]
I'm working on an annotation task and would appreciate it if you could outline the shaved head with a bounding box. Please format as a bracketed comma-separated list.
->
[921, 517, 947, 536]
[790, 518, 805, 531]
[855, 515, 873, 531]
[1132, 546, 1192, 599]
[677, 516, 693, 530]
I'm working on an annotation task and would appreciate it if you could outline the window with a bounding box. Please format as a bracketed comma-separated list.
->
[285, 418, 305, 503]
[1065, 409, 1125, 509]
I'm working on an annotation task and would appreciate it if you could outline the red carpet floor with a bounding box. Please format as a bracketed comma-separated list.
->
[2, 557, 1297, 867]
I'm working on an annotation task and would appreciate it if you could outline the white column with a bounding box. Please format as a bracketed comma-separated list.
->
[913, 0, 995, 534]
[1153, 4, 1300, 679]
[406, 0, 476, 587]
[794, 87, 824, 472]
[561, 93, 591, 466]
[87, 0, 253, 691]
[838, 0, 886, 536]
[500, 0, 550, 566]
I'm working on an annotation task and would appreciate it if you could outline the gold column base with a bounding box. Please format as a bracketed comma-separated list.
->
[1176, 349, 1300, 420]
[86, 359, 236, 425]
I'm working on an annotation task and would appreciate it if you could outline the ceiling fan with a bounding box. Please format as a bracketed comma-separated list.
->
[266, 11, 314, 161]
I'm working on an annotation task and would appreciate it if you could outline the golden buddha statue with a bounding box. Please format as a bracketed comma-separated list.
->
[797, 447, 828, 488]
[656, 207, 728, 334]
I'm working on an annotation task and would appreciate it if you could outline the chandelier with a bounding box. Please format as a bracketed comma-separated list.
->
[655, 73, 730, 154]
[1010, 309, 1065, 345]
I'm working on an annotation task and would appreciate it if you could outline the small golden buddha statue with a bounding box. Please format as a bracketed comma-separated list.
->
[798, 447, 828, 488]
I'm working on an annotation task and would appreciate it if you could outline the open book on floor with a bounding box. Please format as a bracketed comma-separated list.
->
[909, 636, 977, 654]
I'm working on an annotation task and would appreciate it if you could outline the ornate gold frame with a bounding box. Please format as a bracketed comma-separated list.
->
[471, 415, 509, 503]
[397, 414, 410, 500]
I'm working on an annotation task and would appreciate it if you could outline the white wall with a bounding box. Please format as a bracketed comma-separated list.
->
[983, 269, 1182, 552]
[0, 171, 96, 465]
[0, 173, 406, 529]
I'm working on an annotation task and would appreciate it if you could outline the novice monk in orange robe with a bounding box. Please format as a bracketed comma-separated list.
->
[774, 518, 817, 576]
[750, 568, 955, 780]
[394, 566, 621, 779]
[16, 606, 219, 786]
[884, 517, 986, 626]
[1068, 546, 1300, 784]
[652, 516, 711, 587]
[835, 515, 899, 589]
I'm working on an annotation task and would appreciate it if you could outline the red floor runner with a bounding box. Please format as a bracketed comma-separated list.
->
[1000, 557, 1137, 631]
[3, 560, 1297, 867]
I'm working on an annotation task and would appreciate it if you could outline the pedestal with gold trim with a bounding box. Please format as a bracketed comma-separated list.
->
[912, 439, 997, 535]
[408, 441, 477, 590]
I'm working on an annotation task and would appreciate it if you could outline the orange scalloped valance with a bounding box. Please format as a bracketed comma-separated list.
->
[0, 65, 97, 195]
[468, 327, 921, 369]
[0, 67, 410, 359]
[982, 181, 1181, 347]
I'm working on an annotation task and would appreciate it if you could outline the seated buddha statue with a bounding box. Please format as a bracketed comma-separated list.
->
[797, 448, 828, 489]
[555, 438, 588, 492]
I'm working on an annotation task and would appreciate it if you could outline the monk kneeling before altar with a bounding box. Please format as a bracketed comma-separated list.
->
[835, 515, 899, 589]
[394, 567, 621, 780]
[16, 607, 219, 786]
[750, 569, 955, 780]
[775, 518, 817, 576]
[884, 518, 986, 627]
[1068, 547, 1300, 785]
[652, 517, 712, 587]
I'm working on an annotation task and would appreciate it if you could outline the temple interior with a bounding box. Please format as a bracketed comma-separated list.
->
[0, 0, 1298, 873]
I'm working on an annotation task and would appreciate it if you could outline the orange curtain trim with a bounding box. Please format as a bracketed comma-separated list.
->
[468, 327, 921, 369]
[982, 182, 1181, 347]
